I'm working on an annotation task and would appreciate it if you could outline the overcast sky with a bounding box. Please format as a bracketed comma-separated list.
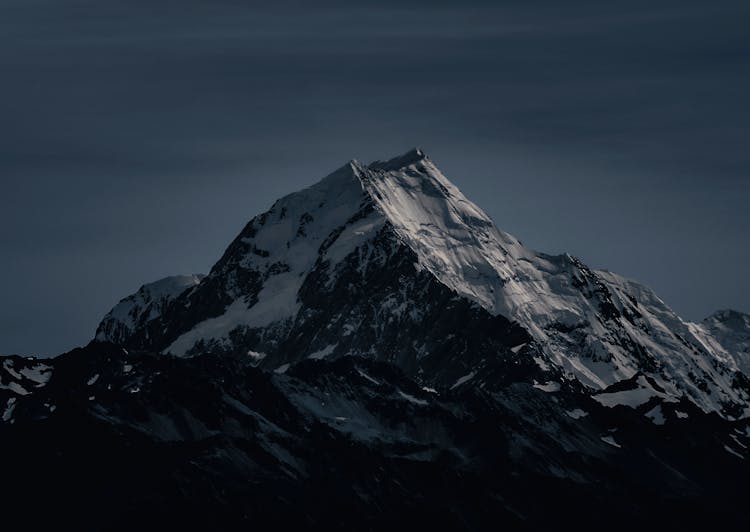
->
[1, 0, 748, 356]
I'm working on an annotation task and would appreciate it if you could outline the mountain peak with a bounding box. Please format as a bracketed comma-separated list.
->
[368, 147, 427, 171]
[705, 309, 750, 324]
[94, 149, 750, 419]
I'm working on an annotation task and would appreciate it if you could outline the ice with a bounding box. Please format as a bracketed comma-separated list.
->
[274, 363, 290, 374]
[675, 410, 689, 419]
[87, 374, 100, 386]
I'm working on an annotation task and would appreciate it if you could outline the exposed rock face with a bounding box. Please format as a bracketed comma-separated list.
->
[95, 274, 204, 345]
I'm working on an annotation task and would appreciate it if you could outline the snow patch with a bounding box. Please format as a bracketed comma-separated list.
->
[356, 369, 380, 385]
[724, 445, 744, 459]
[20, 364, 52, 386]
[308, 344, 337, 360]
[247, 350, 267, 361]
[566, 408, 588, 420]
[644, 404, 666, 425]
[593, 376, 675, 409]
[1, 382, 29, 396]
[450, 371, 476, 390]
[3, 398, 17, 422]
[601, 435, 621, 448]
[398, 390, 428, 406]
[3, 360, 22, 379]
[533, 381, 560, 393]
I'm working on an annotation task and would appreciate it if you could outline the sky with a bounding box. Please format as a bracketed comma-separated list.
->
[1, 0, 748, 356]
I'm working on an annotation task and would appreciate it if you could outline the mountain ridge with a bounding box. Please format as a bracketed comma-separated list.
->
[3, 148, 750, 530]
[94, 148, 750, 418]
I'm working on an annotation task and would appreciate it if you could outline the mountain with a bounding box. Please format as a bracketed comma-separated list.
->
[3, 342, 750, 530]
[96, 274, 205, 346]
[694, 309, 750, 374]
[2, 149, 750, 530]
[96, 148, 750, 418]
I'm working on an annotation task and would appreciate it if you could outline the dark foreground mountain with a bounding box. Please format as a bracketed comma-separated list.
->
[2, 342, 750, 530]
[2, 150, 749, 530]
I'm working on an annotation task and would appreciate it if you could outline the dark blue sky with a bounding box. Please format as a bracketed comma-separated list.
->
[1, 0, 748, 356]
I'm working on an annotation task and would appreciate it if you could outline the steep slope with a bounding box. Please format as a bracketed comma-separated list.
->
[690, 309, 750, 374]
[96, 149, 750, 418]
[96, 274, 204, 345]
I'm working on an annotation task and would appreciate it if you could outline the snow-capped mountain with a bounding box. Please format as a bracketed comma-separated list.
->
[95, 148, 750, 419]
[3, 149, 750, 530]
[96, 274, 204, 346]
[689, 309, 750, 373]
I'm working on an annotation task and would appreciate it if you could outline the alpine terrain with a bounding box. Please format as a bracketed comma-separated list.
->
[2, 149, 749, 530]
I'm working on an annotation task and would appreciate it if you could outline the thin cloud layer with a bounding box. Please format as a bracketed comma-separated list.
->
[1, 0, 748, 355]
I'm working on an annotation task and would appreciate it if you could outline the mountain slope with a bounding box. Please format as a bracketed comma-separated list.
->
[2, 342, 749, 530]
[95, 149, 750, 418]
[692, 309, 750, 374]
[96, 274, 204, 345]
[3, 149, 750, 530]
